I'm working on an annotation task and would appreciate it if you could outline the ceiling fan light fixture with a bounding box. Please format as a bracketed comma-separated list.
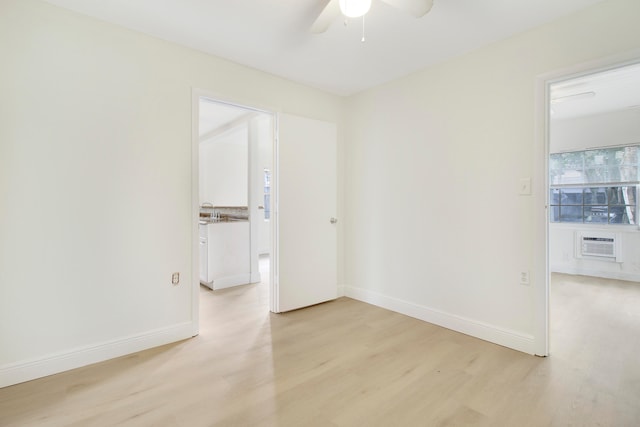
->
[339, 0, 372, 18]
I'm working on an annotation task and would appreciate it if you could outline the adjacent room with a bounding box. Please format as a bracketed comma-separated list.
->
[547, 63, 640, 410]
[197, 98, 273, 293]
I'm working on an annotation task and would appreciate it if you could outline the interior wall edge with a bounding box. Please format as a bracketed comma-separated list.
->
[0, 321, 194, 389]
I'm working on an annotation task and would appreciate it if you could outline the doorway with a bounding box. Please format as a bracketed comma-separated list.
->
[191, 92, 339, 335]
[544, 61, 640, 357]
[194, 95, 275, 325]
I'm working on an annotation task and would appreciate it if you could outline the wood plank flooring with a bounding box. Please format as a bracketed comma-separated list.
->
[1, 272, 639, 426]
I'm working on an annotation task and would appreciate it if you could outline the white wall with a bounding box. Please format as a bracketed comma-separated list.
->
[343, 0, 640, 354]
[550, 224, 640, 281]
[199, 126, 249, 207]
[0, 0, 343, 387]
[551, 108, 640, 152]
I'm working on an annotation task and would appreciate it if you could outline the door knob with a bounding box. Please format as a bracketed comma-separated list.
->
[330, 217, 338, 224]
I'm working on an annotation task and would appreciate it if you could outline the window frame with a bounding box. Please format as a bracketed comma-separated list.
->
[550, 185, 638, 225]
[549, 145, 640, 227]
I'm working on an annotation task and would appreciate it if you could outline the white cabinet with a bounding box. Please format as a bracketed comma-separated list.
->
[199, 226, 208, 283]
[199, 221, 251, 290]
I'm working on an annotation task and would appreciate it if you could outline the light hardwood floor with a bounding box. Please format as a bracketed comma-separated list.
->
[1, 272, 639, 426]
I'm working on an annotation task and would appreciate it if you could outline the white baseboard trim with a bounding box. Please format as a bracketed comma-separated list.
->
[0, 321, 194, 388]
[250, 271, 262, 284]
[337, 285, 346, 297]
[551, 265, 640, 282]
[344, 286, 536, 355]
[212, 274, 252, 290]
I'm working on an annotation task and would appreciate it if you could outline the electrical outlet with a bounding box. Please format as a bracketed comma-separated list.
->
[171, 272, 180, 285]
[520, 271, 530, 286]
[519, 178, 531, 195]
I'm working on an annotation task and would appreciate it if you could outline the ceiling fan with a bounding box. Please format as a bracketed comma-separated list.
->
[311, 0, 434, 33]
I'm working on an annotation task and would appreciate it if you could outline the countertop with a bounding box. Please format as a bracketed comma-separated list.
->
[199, 218, 249, 225]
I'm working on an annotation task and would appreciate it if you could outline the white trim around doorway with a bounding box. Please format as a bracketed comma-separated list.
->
[533, 49, 640, 357]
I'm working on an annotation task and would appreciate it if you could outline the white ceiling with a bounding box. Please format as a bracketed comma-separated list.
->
[550, 62, 640, 121]
[43, 0, 608, 96]
[202, 63, 640, 132]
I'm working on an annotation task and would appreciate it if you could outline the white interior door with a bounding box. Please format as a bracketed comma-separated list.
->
[274, 114, 337, 312]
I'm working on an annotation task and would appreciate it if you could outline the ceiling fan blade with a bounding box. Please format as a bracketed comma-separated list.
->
[310, 0, 341, 33]
[379, 0, 434, 17]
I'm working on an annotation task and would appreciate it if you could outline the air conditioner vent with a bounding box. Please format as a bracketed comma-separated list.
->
[582, 237, 615, 257]
[576, 232, 621, 262]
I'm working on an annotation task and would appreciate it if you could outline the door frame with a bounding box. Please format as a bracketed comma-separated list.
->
[533, 50, 640, 356]
[191, 89, 278, 336]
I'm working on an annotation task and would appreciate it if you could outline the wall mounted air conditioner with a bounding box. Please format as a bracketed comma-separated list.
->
[575, 231, 622, 262]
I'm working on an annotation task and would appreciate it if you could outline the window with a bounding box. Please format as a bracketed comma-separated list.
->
[550, 146, 639, 225]
[263, 168, 271, 220]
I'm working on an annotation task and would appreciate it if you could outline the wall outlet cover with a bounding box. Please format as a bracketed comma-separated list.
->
[519, 178, 532, 195]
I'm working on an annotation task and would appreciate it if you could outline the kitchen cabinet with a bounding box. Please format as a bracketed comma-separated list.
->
[199, 221, 251, 290]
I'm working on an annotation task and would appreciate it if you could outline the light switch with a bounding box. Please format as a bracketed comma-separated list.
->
[519, 178, 531, 195]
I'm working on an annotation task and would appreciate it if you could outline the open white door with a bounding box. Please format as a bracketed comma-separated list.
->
[274, 114, 337, 313]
